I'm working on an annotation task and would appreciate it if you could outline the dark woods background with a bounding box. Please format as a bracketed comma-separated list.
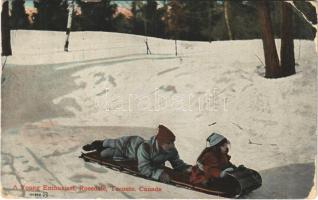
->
[8, 0, 317, 41]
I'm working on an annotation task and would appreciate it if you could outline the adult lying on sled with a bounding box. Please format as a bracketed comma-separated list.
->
[83, 125, 192, 183]
[190, 133, 237, 185]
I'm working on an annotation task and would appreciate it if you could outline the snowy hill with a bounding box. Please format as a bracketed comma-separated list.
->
[1, 30, 317, 198]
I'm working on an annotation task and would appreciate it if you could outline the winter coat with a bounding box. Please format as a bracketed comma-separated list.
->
[137, 136, 189, 180]
[190, 147, 232, 185]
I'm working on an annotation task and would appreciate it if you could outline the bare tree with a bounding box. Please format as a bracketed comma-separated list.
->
[257, 0, 281, 78]
[1, 0, 12, 57]
[165, 0, 186, 56]
[280, 1, 295, 76]
[224, 0, 233, 40]
[144, 14, 152, 55]
[64, 0, 75, 52]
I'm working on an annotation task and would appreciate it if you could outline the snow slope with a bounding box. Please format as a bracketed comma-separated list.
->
[1, 30, 317, 198]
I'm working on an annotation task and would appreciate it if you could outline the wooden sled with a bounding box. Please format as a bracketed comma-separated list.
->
[79, 151, 261, 198]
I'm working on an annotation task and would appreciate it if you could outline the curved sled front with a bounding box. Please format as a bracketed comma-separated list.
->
[226, 167, 262, 197]
[79, 151, 260, 198]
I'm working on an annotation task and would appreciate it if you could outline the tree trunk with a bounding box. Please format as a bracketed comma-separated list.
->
[175, 38, 177, 56]
[257, 0, 281, 78]
[224, 0, 233, 40]
[64, 0, 74, 52]
[306, 1, 318, 56]
[280, 1, 295, 76]
[1, 1, 12, 56]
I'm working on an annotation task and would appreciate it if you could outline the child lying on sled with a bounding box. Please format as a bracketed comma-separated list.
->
[190, 132, 238, 185]
[83, 125, 192, 183]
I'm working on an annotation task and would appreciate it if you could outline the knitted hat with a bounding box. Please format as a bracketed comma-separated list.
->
[207, 132, 226, 147]
[156, 125, 176, 145]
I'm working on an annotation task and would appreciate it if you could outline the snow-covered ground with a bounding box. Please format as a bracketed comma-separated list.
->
[1, 30, 317, 198]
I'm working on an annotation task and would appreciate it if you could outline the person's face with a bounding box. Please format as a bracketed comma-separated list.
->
[161, 141, 175, 152]
[220, 142, 229, 154]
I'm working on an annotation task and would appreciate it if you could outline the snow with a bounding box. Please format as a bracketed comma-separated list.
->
[1, 30, 317, 198]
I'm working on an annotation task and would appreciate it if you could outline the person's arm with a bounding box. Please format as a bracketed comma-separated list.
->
[204, 153, 236, 178]
[190, 166, 208, 185]
[227, 154, 237, 169]
[168, 149, 191, 172]
[202, 152, 222, 179]
[137, 143, 163, 180]
[205, 165, 222, 179]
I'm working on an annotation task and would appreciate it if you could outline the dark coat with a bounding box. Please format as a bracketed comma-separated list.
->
[190, 147, 232, 184]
